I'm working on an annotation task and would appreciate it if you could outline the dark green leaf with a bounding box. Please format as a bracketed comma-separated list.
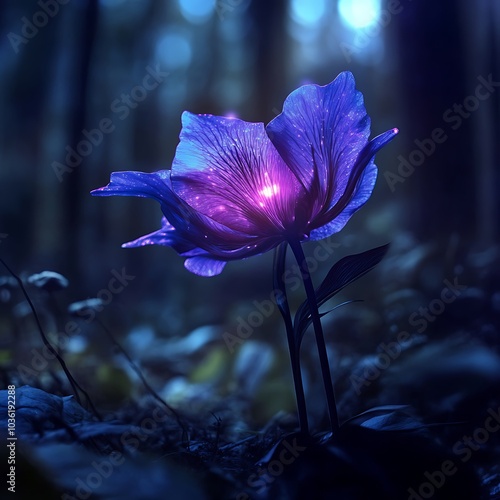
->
[294, 243, 390, 345]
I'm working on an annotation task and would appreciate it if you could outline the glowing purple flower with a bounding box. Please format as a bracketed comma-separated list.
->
[92, 72, 397, 277]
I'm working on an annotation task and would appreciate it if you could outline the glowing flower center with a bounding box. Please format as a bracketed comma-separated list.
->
[260, 184, 280, 198]
[257, 183, 280, 208]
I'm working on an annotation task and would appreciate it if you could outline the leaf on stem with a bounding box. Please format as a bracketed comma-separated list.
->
[294, 243, 390, 345]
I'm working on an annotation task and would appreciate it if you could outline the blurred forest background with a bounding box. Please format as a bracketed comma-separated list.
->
[0, 0, 499, 420]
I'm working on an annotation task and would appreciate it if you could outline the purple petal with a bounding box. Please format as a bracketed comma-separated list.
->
[91, 170, 198, 231]
[92, 170, 283, 265]
[122, 218, 228, 276]
[171, 112, 305, 235]
[184, 256, 227, 277]
[266, 71, 371, 211]
[91, 170, 171, 204]
[309, 161, 377, 240]
[122, 217, 195, 254]
[310, 128, 398, 239]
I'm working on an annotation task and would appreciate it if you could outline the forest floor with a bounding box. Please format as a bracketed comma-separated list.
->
[1, 238, 499, 499]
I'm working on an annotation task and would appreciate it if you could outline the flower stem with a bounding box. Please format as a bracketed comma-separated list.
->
[288, 239, 340, 434]
[289, 349, 309, 435]
[274, 243, 309, 435]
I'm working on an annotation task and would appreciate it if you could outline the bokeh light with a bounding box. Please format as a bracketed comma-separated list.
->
[178, 0, 216, 24]
[338, 0, 381, 29]
[155, 29, 192, 70]
[290, 0, 326, 27]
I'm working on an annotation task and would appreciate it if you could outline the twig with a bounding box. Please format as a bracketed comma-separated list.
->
[0, 258, 102, 420]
